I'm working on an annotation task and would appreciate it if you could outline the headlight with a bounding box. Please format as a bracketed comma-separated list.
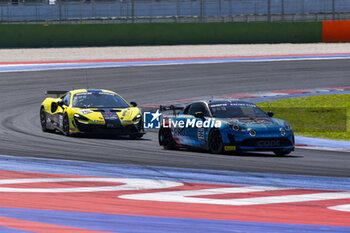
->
[284, 122, 292, 131]
[229, 124, 246, 132]
[280, 129, 286, 136]
[74, 113, 89, 121]
[133, 114, 141, 123]
[79, 109, 93, 115]
[248, 129, 256, 137]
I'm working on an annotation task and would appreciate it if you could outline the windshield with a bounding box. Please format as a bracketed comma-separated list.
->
[210, 102, 267, 118]
[72, 92, 130, 108]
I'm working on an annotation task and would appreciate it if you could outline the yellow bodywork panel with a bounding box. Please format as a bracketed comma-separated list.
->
[224, 146, 236, 151]
[41, 89, 143, 134]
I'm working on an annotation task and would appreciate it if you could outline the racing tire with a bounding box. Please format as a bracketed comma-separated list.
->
[40, 107, 55, 132]
[274, 150, 292, 156]
[208, 129, 224, 154]
[40, 107, 52, 132]
[130, 133, 144, 139]
[159, 127, 177, 150]
[63, 114, 71, 136]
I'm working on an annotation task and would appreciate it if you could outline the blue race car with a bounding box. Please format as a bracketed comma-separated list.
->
[158, 99, 294, 156]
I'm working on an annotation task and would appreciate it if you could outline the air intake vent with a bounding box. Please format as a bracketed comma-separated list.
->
[93, 109, 121, 112]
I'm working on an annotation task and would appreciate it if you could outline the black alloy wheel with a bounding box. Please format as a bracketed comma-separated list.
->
[63, 114, 70, 136]
[159, 127, 177, 150]
[208, 129, 223, 154]
[40, 107, 49, 132]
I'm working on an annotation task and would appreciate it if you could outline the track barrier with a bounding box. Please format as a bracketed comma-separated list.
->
[0, 22, 322, 47]
[0, 20, 349, 47]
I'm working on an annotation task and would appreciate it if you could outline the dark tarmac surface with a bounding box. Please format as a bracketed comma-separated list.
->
[0, 59, 349, 177]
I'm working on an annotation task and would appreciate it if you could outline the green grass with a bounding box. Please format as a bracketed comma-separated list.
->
[257, 94, 350, 141]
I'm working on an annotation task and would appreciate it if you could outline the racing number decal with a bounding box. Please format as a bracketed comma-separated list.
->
[198, 128, 205, 141]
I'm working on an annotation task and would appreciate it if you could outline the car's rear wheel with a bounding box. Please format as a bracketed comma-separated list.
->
[159, 127, 177, 150]
[40, 107, 51, 132]
[63, 114, 71, 136]
[208, 129, 223, 154]
[274, 150, 292, 156]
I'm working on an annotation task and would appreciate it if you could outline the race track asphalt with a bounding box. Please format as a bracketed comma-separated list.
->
[0, 59, 349, 177]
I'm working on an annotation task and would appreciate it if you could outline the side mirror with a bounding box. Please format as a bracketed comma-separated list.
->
[194, 112, 205, 120]
[267, 111, 274, 117]
[51, 102, 58, 113]
[57, 100, 64, 108]
[130, 102, 137, 107]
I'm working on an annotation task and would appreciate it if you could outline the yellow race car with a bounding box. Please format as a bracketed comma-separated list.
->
[40, 89, 144, 138]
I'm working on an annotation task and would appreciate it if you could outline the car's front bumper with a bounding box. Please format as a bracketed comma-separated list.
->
[74, 120, 144, 135]
[226, 145, 295, 152]
[223, 133, 294, 152]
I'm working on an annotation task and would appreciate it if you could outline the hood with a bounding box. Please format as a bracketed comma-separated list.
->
[72, 107, 140, 121]
[227, 117, 286, 134]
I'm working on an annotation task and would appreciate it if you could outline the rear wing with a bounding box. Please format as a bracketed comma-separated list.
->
[159, 105, 185, 116]
[45, 90, 68, 97]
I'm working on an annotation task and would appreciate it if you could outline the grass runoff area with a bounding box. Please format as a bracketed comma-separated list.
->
[257, 94, 350, 141]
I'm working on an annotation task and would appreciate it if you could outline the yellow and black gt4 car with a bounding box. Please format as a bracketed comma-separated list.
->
[40, 89, 144, 138]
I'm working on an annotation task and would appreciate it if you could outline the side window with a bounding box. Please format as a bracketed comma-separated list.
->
[241, 107, 254, 116]
[62, 93, 71, 106]
[188, 103, 209, 116]
[183, 105, 191, 114]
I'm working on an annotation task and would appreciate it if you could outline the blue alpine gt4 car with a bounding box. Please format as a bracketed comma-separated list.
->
[158, 99, 294, 156]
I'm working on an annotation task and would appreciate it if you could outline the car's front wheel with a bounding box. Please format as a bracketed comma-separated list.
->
[40, 107, 51, 132]
[159, 127, 177, 150]
[208, 129, 223, 154]
[62, 114, 71, 136]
